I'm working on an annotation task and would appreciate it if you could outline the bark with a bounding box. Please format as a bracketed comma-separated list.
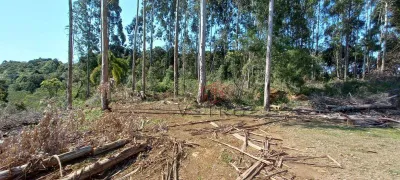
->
[150, 0, 154, 66]
[92, 139, 130, 156]
[183, 4, 188, 94]
[363, 0, 371, 79]
[344, 22, 349, 80]
[132, 0, 140, 92]
[381, 1, 388, 72]
[142, 0, 147, 95]
[197, 0, 206, 104]
[174, 0, 180, 98]
[332, 104, 395, 112]
[0, 146, 92, 180]
[101, 0, 109, 110]
[62, 144, 147, 180]
[67, 0, 73, 110]
[86, 15, 91, 99]
[263, 0, 274, 111]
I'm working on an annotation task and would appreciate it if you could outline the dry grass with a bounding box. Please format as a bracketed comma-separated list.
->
[0, 103, 143, 170]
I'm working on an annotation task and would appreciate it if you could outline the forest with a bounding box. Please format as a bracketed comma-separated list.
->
[1, 0, 400, 179]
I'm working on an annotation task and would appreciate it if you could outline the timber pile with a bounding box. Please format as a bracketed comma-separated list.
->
[0, 139, 147, 180]
[208, 122, 342, 180]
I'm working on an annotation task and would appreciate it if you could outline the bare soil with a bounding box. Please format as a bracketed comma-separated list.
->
[110, 100, 400, 180]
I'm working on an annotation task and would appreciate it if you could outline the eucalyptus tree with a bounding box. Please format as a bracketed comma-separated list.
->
[67, 0, 73, 110]
[101, 0, 109, 110]
[132, 0, 140, 91]
[197, 0, 206, 103]
[174, 0, 180, 97]
[142, 0, 147, 95]
[264, 0, 274, 111]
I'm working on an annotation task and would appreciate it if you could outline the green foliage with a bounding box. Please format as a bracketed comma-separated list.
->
[0, 79, 8, 102]
[40, 78, 64, 98]
[272, 50, 312, 92]
[90, 51, 129, 85]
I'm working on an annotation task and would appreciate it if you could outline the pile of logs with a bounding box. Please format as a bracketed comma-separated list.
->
[0, 139, 147, 180]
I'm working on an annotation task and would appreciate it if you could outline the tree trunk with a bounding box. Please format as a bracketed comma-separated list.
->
[344, 30, 349, 81]
[183, 6, 188, 94]
[381, 1, 388, 72]
[174, 0, 180, 98]
[363, 0, 370, 79]
[197, 0, 206, 104]
[101, 0, 109, 110]
[150, 0, 154, 66]
[263, 0, 274, 111]
[142, 0, 147, 95]
[86, 17, 91, 99]
[132, 0, 140, 92]
[67, 0, 73, 110]
[336, 47, 340, 79]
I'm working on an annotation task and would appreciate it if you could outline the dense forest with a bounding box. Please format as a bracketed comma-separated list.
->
[1, 0, 400, 110]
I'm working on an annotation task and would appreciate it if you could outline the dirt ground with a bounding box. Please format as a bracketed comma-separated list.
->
[108, 99, 400, 180]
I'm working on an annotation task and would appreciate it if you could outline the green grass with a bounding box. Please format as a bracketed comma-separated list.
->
[220, 150, 233, 164]
[300, 123, 400, 140]
[84, 108, 103, 121]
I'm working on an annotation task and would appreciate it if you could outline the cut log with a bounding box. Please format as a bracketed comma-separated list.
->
[236, 161, 264, 180]
[62, 143, 147, 180]
[93, 139, 130, 155]
[332, 104, 395, 112]
[380, 117, 400, 124]
[0, 139, 130, 180]
[0, 146, 92, 180]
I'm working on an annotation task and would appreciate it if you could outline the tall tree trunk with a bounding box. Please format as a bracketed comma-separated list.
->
[142, 0, 147, 95]
[236, 2, 240, 50]
[67, 0, 73, 110]
[313, 0, 320, 80]
[101, 0, 109, 110]
[264, 0, 274, 111]
[197, 0, 206, 104]
[344, 9, 350, 81]
[150, 0, 154, 66]
[132, 0, 140, 92]
[336, 46, 340, 78]
[174, 0, 180, 98]
[363, 0, 370, 79]
[381, 1, 388, 72]
[183, 5, 188, 94]
[86, 13, 91, 99]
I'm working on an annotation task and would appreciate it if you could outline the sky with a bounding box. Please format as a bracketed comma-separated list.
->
[0, 0, 136, 63]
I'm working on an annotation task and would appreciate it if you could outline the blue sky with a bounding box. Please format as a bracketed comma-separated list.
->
[0, 0, 136, 63]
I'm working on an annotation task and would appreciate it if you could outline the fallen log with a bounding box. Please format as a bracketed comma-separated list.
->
[208, 138, 273, 165]
[168, 118, 231, 128]
[92, 139, 130, 156]
[0, 139, 130, 180]
[62, 143, 147, 180]
[0, 146, 92, 180]
[210, 122, 264, 151]
[236, 161, 264, 180]
[332, 104, 395, 112]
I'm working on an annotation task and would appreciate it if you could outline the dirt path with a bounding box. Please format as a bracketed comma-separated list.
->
[110, 100, 400, 180]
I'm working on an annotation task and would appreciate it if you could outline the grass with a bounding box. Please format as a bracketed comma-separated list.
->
[302, 77, 400, 97]
[84, 108, 103, 121]
[297, 122, 400, 140]
[220, 150, 233, 164]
